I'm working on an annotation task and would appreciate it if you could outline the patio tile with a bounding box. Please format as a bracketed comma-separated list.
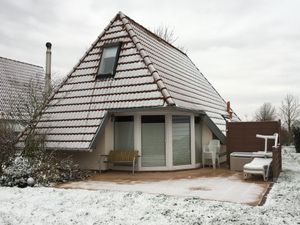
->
[58, 168, 270, 205]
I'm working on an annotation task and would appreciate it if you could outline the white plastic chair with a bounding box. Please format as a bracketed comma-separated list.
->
[202, 140, 221, 169]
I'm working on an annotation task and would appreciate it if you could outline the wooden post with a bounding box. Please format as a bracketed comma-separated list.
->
[272, 145, 282, 180]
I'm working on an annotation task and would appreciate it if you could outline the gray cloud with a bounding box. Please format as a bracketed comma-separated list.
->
[0, 0, 299, 120]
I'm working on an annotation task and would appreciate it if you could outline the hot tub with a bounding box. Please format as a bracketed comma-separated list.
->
[230, 151, 272, 171]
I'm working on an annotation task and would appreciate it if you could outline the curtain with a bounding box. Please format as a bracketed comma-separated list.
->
[114, 116, 134, 150]
[195, 116, 202, 163]
[141, 116, 166, 167]
[173, 116, 191, 166]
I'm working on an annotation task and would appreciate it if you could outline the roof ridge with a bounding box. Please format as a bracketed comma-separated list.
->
[119, 12, 228, 109]
[0, 56, 43, 69]
[118, 12, 188, 57]
[119, 12, 175, 106]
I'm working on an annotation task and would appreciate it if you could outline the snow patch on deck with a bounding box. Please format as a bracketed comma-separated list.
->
[0, 146, 298, 225]
[60, 174, 266, 204]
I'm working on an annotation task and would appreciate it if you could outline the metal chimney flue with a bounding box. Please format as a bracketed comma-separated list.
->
[45, 42, 52, 96]
[226, 101, 233, 120]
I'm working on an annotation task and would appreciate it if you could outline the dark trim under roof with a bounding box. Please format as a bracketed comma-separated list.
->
[202, 115, 226, 144]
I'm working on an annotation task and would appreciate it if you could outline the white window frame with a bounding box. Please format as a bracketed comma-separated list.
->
[109, 110, 201, 171]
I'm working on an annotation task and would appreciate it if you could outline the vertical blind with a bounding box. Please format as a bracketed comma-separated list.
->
[172, 116, 191, 166]
[195, 116, 202, 163]
[141, 115, 166, 167]
[114, 116, 134, 150]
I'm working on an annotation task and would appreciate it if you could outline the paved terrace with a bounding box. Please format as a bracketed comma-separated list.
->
[58, 168, 270, 205]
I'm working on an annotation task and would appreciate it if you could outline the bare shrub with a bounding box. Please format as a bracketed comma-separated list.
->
[292, 121, 300, 153]
[255, 102, 277, 121]
[280, 94, 300, 144]
[152, 25, 187, 53]
[1, 133, 89, 187]
[153, 25, 178, 44]
[0, 120, 17, 175]
[0, 75, 89, 186]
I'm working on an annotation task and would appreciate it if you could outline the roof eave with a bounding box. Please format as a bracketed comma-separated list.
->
[89, 111, 110, 149]
[202, 115, 226, 144]
[46, 147, 93, 152]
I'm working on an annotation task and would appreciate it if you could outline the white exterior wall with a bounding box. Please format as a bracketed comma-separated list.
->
[220, 144, 227, 163]
[69, 131, 105, 170]
[60, 119, 113, 170]
[202, 123, 227, 163]
[202, 123, 213, 147]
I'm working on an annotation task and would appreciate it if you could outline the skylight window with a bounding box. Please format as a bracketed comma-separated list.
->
[97, 43, 121, 77]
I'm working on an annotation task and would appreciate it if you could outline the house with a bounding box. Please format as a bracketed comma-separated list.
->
[17, 12, 238, 171]
[0, 56, 44, 132]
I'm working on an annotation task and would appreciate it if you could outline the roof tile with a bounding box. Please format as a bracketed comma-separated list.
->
[0, 57, 44, 119]
[18, 12, 237, 150]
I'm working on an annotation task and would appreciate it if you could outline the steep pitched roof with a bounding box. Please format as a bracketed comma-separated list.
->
[18, 12, 234, 150]
[120, 13, 231, 133]
[0, 56, 44, 120]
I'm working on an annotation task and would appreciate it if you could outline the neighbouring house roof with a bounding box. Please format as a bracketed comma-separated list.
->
[17, 12, 237, 151]
[0, 56, 44, 121]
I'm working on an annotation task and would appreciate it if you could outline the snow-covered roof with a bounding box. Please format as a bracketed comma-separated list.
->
[17, 12, 236, 151]
[0, 56, 44, 120]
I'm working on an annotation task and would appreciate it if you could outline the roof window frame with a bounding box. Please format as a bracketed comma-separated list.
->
[96, 42, 122, 78]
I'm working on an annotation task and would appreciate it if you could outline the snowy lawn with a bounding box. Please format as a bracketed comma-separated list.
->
[0, 146, 299, 225]
[59, 174, 268, 205]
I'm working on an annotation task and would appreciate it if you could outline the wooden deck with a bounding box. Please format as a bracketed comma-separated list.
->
[90, 167, 269, 185]
[58, 167, 271, 206]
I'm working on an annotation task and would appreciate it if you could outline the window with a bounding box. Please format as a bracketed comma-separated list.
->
[141, 115, 166, 167]
[97, 43, 121, 77]
[195, 116, 202, 163]
[172, 116, 191, 166]
[114, 116, 134, 150]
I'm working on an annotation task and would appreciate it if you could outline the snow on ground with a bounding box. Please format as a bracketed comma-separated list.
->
[60, 174, 266, 204]
[0, 146, 299, 225]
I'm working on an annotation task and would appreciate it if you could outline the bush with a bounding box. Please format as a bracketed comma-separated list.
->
[0, 151, 89, 187]
[293, 123, 300, 153]
[1, 131, 90, 187]
[29, 150, 89, 185]
[280, 127, 290, 146]
[0, 156, 32, 187]
[0, 120, 17, 175]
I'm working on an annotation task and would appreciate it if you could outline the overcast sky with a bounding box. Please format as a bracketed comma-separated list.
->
[0, 0, 299, 119]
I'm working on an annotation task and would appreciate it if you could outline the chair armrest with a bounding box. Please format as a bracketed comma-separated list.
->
[272, 143, 281, 148]
[133, 155, 141, 161]
[100, 154, 109, 160]
[202, 145, 208, 152]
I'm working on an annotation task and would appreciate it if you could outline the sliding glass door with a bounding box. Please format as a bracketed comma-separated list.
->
[173, 116, 191, 166]
[114, 116, 134, 150]
[141, 115, 166, 167]
[195, 116, 202, 163]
